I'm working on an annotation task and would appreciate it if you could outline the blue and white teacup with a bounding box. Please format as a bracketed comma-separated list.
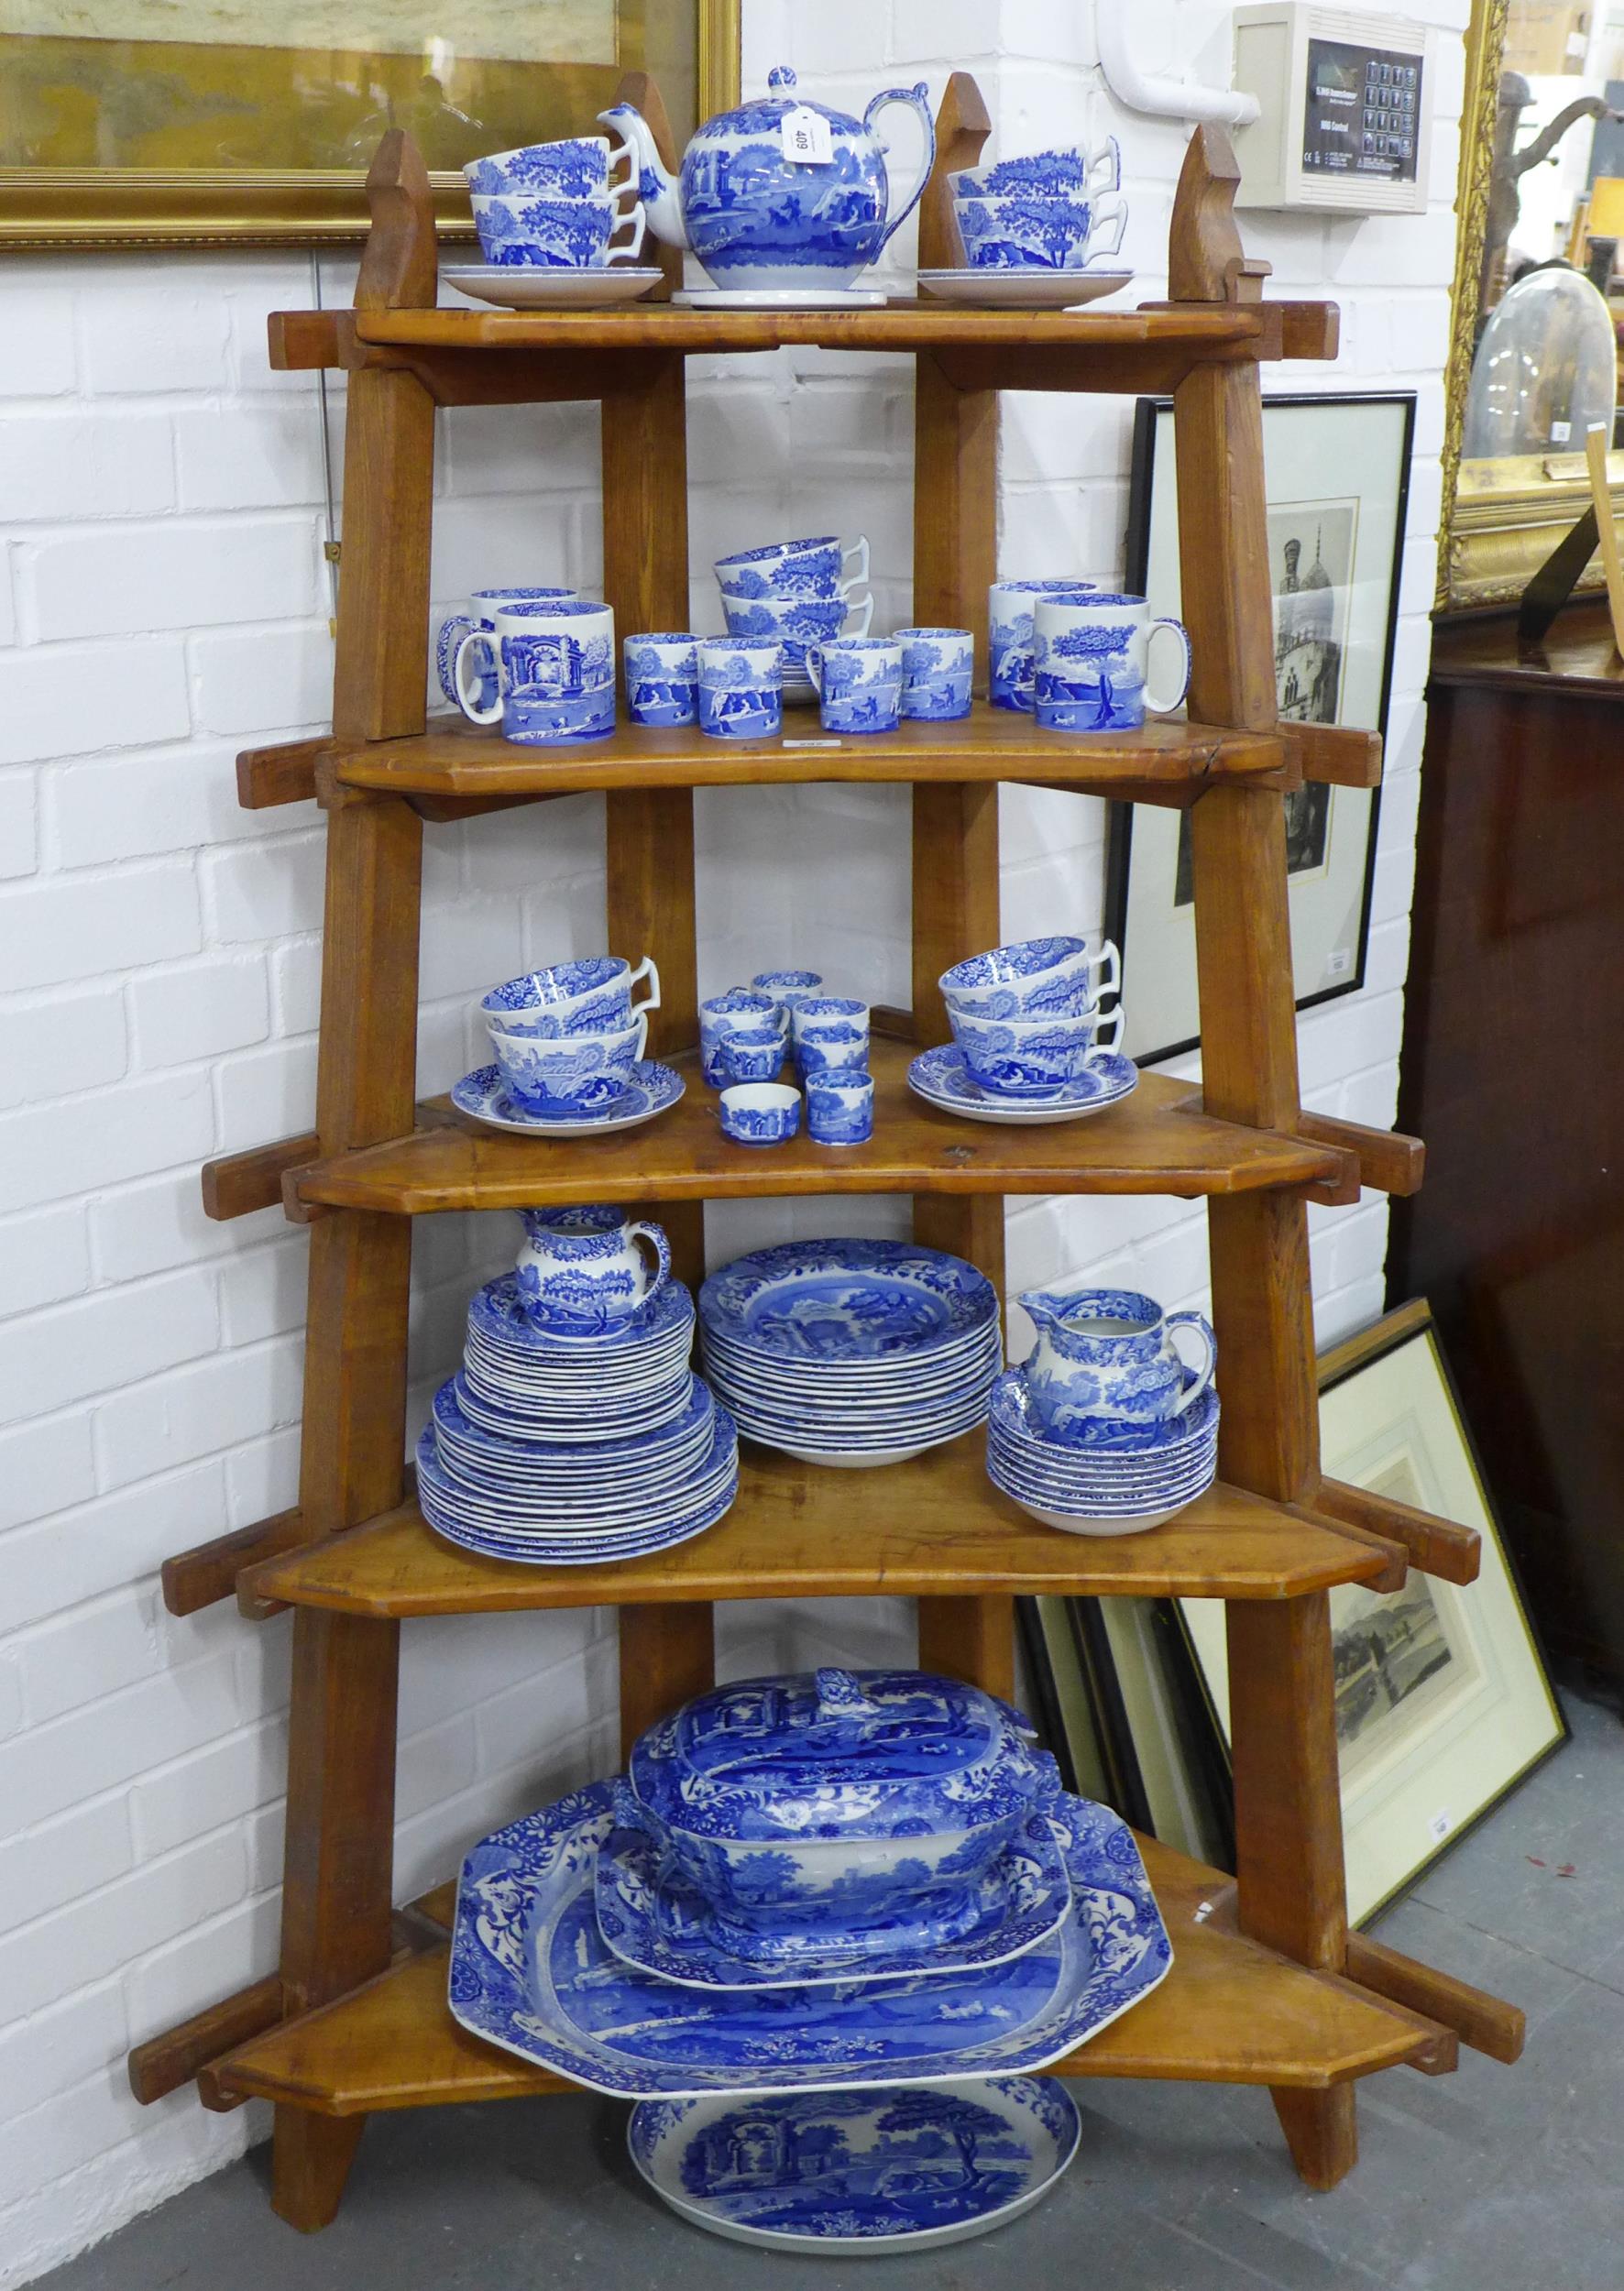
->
[464, 134, 634, 202]
[988, 579, 1097, 711]
[719, 1025, 787, 1084]
[488, 1009, 647, 1113]
[1017, 1283, 1217, 1448]
[623, 632, 699, 727]
[513, 1204, 670, 1332]
[953, 190, 1127, 272]
[794, 995, 870, 1075]
[470, 191, 647, 269]
[483, 954, 660, 1038]
[436, 587, 576, 707]
[951, 1004, 1123, 1100]
[939, 935, 1121, 1022]
[697, 639, 782, 740]
[455, 600, 616, 745]
[949, 137, 1121, 200]
[896, 627, 973, 721]
[719, 1081, 801, 1146]
[714, 534, 870, 601]
[700, 988, 780, 1085]
[721, 589, 874, 670]
[807, 637, 903, 736]
[1031, 592, 1191, 732]
[752, 969, 823, 1017]
[807, 1069, 874, 1145]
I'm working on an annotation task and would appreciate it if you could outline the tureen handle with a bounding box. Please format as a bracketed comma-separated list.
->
[862, 82, 936, 254]
[813, 1667, 879, 1722]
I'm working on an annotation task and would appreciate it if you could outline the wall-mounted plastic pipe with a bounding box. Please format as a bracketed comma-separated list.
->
[1096, 5, 1261, 128]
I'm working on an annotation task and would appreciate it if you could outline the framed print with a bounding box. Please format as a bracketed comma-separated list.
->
[1108, 391, 1413, 1067]
[0, 0, 738, 248]
[1179, 1300, 1567, 1924]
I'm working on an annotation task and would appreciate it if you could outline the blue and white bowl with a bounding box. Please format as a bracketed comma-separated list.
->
[719, 1081, 800, 1146]
[488, 1012, 647, 1112]
[484, 954, 660, 1038]
[940, 934, 1120, 1022]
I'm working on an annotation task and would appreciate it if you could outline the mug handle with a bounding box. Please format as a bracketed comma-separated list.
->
[1143, 619, 1191, 716]
[1084, 193, 1128, 266]
[844, 592, 876, 639]
[608, 203, 647, 263]
[626, 1220, 672, 1298]
[1089, 1003, 1126, 1058]
[805, 644, 826, 695]
[436, 613, 475, 705]
[1164, 1310, 1217, 1412]
[626, 953, 663, 1018]
[454, 630, 503, 726]
[841, 536, 871, 589]
[1087, 939, 1122, 1000]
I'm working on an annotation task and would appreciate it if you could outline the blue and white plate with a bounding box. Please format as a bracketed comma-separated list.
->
[628, 2076, 1081, 2254]
[700, 1240, 998, 1362]
[596, 1806, 1071, 1990]
[451, 1060, 685, 1138]
[990, 1371, 1220, 1466]
[469, 1273, 693, 1358]
[422, 1471, 738, 1568]
[455, 1372, 695, 1446]
[417, 1412, 736, 1533]
[446, 1786, 1171, 2097]
[433, 1376, 715, 1485]
[908, 1042, 1139, 1126]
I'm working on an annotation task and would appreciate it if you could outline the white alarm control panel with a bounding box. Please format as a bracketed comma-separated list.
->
[1233, 4, 1433, 213]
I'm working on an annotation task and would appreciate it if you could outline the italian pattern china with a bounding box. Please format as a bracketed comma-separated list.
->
[486, 1009, 647, 1113]
[697, 638, 782, 740]
[951, 1005, 1125, 1101]
[600, 67, 935, 297]
[623, 633, 700, 726]
[721, 587, 875, 672]
[446, 1780, 1172, 2095]
[807, 637, 904, 734]
[988, 578, 1096, 710]
[469, 192, 646, 269]
[719, 1082, 801, 1146]
[791, 995, 870, 1075]
[751, 968, 824, 1011]
[443, 264, 664, 311]
[483, 954, 660, 1038]
[465, 134, 634, 202]
[454, 598, 617, 745]
[1031, 591, 1191, 733]
[512, 1205, 671, 1332]
[906, 1039, 1140, 1125]
[716, 1025, 786, 1084]
[715, 535, 870, 599]
[895, 627, 973, 720]
[949, 136, 1122, 200]
[700, 989, 782, 1086]
[917, 266, 1132, 309]
[954, 188, 1127, 272]
[626, 2077, 1081, 2253]
[806, 1069, 873, 1145]
[450, 1058, 685, 1139]
[435, 586, 576, 708]
[987, 1368, 1221, 1537]
[940, 934, 1120, 1021]
[1018, 1284, 1217, 1447]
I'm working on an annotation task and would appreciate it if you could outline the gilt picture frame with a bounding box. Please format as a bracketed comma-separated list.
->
[0, 0, 738, 248]
[1108, 390, 1410, 1068]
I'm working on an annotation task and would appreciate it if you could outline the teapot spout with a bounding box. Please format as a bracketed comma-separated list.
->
[598, 103, 689, 249]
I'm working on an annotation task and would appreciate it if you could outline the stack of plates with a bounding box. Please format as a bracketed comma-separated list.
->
[697, 1239, 1002, 1468]
[986, 1368, 1219, 1537]
[417, 1275, 739, 1564]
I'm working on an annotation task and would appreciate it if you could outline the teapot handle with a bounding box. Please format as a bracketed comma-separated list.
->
[863, 82, 936, 254]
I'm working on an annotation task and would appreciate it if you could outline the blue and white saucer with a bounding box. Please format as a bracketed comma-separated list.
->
[917, 268, 1132, 310]
[444, 266, 664, 311]
[628, 2076, 1081, 2254]
[595, 1805, 1070, 1990]
[908, 1042, 1138, 1126]
[446, 1785, 1171, 2097]
[451, 1060, 685, 1138]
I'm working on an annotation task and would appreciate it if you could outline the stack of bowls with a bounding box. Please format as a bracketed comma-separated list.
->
[464, 134, 647, 269]
[698, 1238, 1002, 1468]
[939, 934, 1123, 1102]
[714, 535, 872, 707]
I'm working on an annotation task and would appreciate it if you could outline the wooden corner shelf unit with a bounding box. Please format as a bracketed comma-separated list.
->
[129, 71, 1522, 2233]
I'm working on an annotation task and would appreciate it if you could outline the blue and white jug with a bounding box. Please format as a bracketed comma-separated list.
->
[1018, 1284, 1216, 1447]
[599, 66, 935, 293]
[514, 1205, 671, 1332]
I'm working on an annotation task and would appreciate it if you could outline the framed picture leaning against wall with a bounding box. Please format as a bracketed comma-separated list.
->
[1107, 390, 1413, 1067]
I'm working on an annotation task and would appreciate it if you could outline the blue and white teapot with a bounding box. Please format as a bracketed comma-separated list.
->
[599, 67, 935, 293]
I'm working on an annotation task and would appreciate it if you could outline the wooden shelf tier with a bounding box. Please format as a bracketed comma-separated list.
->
[332, 707, 1286, 806]
[200, 1833, 1438, 2117]
[238, 1441, 1393, 1619]
[293, 1045, 1346, 1216]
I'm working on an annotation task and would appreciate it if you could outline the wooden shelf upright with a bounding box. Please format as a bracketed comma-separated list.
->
[129, 71, 1524, 2231]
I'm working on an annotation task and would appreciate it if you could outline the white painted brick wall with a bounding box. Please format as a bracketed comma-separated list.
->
[0, 1, 1467, 2279]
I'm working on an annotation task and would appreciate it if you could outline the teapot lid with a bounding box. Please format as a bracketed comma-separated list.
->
[629, 1666, 1052, 1843]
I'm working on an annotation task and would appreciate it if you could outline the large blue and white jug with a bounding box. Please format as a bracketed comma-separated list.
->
[599, 66, 934, 293]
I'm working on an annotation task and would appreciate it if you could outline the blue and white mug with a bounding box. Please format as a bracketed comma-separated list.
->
[895, 627, 973, 721]
[752, 969, 822, 1017]
[1031, 592, 1191, 732]
[988, 579, 1097, 711]
[807, 637, 903, 736]
[948, 137, 1121, 200]
[470, 192, 646, 269]
[794, 995, 870, 1075]
[719, 1025, 786, 1084]
[465, 134, 634, 202]
[696, 639, 782, 740]
[455, 600, 616, 745]
[623, 632, 699, 727]
[513, 1204, 670, 1332]
[714, 534, 870, 600]
[436, 586, 576, 707]
[807, 1069, 874, 1145]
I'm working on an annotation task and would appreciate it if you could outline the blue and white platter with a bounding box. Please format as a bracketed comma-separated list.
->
[595, 1805, 1071, 1990]
[451, 1060, 685, 1138]
[446, 1784, 1171, 2096]
[627, 2075, 1081, 2254]
[908, 1042, 1139, 1125]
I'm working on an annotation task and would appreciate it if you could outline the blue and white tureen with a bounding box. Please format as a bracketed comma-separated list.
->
[600, 68, 935, 292]
[627, 1667, 1059, 1938]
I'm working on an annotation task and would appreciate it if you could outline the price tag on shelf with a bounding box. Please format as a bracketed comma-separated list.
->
[782, 106, 835, 165]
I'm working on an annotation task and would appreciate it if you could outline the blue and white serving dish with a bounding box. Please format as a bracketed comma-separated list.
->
[601, 68, 935, 298]
[450, 1060, 685, 1139]
[627, 2076, 1081, 2254]
[596, 1799, 1070, 1990]
[907, 1041, 1138, 1126]
[446, 1782, 1171, 2096]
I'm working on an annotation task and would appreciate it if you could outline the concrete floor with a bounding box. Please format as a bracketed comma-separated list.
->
[40, 1690, 1624, 2291]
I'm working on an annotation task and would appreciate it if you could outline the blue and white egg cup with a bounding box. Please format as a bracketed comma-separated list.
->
[623, 633, 699, 726]
[806, 1069, 874, 1144]
[719, 1082, 800, 1146]
[717, 1026, 786, 1084]
[699, 988, 780, 1085]
[896, 626, 973, 720]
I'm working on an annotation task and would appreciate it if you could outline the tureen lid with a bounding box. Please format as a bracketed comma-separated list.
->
[629, 1666, 1056, 1843]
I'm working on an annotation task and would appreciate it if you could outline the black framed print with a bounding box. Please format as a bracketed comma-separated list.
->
[1108, 391, 1414, 1066]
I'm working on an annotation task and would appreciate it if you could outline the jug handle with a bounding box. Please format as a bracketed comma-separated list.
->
[626, 1220, 671, 1298]
[1164, 1310, 1217, 1411]
[864, 82, 937, 253]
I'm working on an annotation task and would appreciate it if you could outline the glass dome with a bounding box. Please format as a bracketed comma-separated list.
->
[1463, 266, 1619, 460]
